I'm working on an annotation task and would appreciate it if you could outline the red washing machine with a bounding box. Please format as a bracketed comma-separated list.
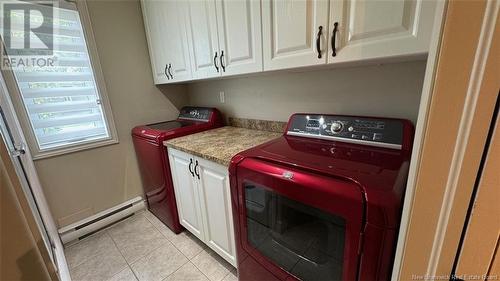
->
[229, 114, 413, 281]
[132, 107, 223, 233]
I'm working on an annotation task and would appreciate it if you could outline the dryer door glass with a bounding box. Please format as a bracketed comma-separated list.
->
[245, 182, 346, 281]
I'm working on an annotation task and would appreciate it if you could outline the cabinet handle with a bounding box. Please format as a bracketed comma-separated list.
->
[188, 158, 194, 177]
[331, 22, 338, 57]
[213, 52, 219, 72]
[220, 50, 225, 72]
[167, 63, 173, 79]
[194, 160, 200, 179]
[316, 26, 323, 59]
[163, 64, 170, 80]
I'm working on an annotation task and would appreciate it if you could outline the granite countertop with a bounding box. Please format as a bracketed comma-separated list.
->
[164, 126, 281, 167]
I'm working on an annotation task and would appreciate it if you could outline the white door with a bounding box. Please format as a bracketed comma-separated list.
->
[0, 73, 71, 280]
[168, 149, 204, 240]
[184, 0, 221, 79]
[197, 158, 236, 266]
[262, 0, 329, 71]
[215, 0, 262, 76]
[141, 0, 169, 84]
[328, 0, 436, 63]
[160, 0, 192, 82]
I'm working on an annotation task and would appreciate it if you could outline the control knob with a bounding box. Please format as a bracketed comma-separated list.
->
[330, 121, 343, 133]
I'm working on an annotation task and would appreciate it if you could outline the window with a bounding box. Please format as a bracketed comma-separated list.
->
[0, 0, 117, 158]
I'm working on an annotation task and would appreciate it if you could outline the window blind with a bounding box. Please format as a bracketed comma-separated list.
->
[1, 2, 110, 150]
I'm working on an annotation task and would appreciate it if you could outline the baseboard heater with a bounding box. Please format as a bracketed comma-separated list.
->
[58, 196, 145, 244]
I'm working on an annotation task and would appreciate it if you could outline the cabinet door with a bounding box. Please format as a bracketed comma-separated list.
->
[141, 0, 169, 84]
[184, 0, 221, 79]
[168, 149, 204, 240]
[161, 1, 192, 82]
[262, 0, 329, 71]
[196, 158, 236, 266]
[328, 0, 436, 63]
[215, 0, 262, 76]
[141, 0, 192, 84]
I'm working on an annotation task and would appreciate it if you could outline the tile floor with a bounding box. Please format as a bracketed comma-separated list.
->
[64, 210, 237, 281]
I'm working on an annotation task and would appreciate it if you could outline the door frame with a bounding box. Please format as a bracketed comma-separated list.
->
[392, 0, 500, 279]
[454, 101, 499, 278]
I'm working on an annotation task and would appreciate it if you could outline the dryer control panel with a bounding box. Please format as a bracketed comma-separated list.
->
[286, 114, 411, 150]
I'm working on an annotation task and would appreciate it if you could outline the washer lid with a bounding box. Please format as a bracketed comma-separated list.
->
[147, 120, 196, 130]
[132, 119, 202, 140]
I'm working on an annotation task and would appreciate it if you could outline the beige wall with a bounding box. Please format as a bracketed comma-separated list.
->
[33, 0, 188, 227]
[188, 61, 427, 124]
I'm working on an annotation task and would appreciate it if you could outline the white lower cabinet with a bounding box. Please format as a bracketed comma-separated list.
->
[168, 148, 236, 267]
[197, 157, 237, 265]
[168, 149, 205, 240]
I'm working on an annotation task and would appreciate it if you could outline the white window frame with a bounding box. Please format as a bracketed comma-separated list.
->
[1, 0, 118, 160]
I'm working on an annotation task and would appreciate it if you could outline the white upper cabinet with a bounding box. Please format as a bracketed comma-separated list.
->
[328, 0, 437, 63]
[184, 0, 221, 79]
[215, 0, 263, 75]
[141, 0, 168, 84]
[262, 0, 329, 71]
[162, 1, 192, 82]
[142, 0, 438, 83]
[141, 0, 192, 84]
[185, 0, 263, 78]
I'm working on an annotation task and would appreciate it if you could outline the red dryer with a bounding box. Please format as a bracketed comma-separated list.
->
[229, 114, 413, 281]
[132, 107, 223, 233]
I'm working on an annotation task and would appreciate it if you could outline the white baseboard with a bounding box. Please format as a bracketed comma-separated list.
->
[58, 196, 145, 244]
